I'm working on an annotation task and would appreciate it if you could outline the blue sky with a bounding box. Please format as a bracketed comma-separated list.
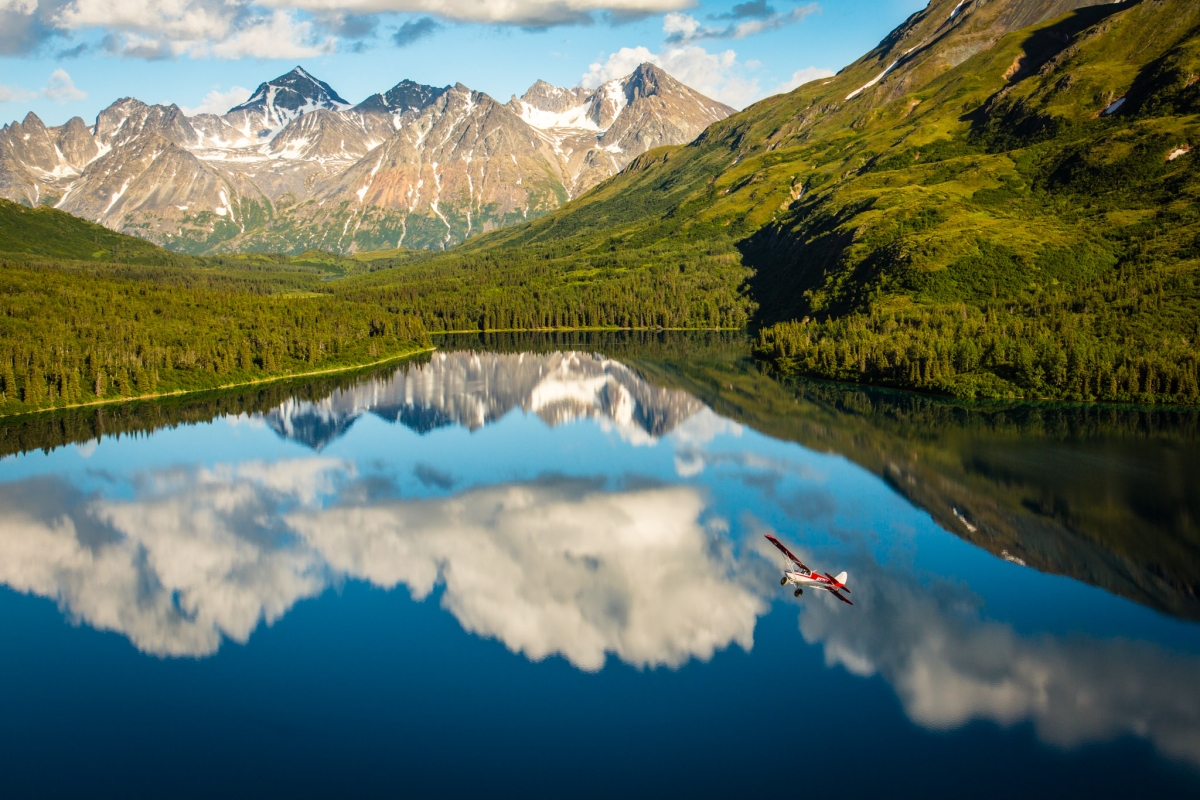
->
[0, 1, 926, 126]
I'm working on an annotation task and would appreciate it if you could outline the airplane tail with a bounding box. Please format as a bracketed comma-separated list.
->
[834, 571, 848, 586]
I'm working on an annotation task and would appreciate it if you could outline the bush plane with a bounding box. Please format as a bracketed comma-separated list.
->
[765, 535, 853, 605]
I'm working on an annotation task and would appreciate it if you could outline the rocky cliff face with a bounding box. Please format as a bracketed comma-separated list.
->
[0, 112, 101, 207]
[509, 64, 735, 200]
[0, 64, 732, 254]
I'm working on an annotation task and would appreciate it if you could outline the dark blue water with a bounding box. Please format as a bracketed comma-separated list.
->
[1, 346, 1197, 797]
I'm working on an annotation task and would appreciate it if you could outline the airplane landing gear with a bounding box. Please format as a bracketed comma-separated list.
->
[794, 588, 803, 597]
[780, 576, 788, 586]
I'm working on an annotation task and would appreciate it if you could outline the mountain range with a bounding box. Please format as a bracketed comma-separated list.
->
[0, 64, 732, 254]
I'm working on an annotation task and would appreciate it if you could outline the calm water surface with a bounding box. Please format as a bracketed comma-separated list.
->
[1, 334, 1198, 797]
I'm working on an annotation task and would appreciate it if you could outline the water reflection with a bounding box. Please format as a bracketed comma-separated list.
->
[1, 341, 1199, 776]
[796, 550, 1200, 767]
[0, 463, 336, 656]
[0, 456, 763, 669]
[5, 458, 1200, 765]
[266, 350, 705, 448]
[288, 478, 762, 670]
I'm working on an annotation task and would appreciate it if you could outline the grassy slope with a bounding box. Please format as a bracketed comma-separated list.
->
[359, 0, 1200, 403]
[0, 198, 195, 266]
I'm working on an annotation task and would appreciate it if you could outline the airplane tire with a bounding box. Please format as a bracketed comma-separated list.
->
[794, 588, 803, 597]
[780, 576, 787, 586]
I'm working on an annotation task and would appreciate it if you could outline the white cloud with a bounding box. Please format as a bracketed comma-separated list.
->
[0, 85, 37, 103]
[181, 86, 253, 116]
[0, 0, 38, 13]
[771, 66, 835, 95]
[52, 0, 695, 51]
[581, 44, 761, 109]
[3, 0, 699, 58]
[0, 69, 87, 106]
[265, 0, 692, 26]
[662, 11, 701, 40]
[56, 0, 235, 44]
[56, 1, 335, 59]
[42, 68, 86, 103]
[664, 4, 820, 43]
[210, 9, 335, 59]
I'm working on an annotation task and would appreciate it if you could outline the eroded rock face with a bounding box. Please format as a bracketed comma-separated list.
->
[0, 63, 734, 254]
[0, 112, 100, 207]
[509, 63, 735, 201]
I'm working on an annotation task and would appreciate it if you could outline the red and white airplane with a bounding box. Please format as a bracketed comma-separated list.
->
[765, 535, 853, 605]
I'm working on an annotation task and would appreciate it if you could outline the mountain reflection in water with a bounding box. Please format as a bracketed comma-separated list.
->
[1, 337, 1198, 784]
[265, 350, 704, 448]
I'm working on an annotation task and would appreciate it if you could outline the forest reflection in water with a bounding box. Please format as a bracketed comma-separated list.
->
[0, 332, 1198, 779]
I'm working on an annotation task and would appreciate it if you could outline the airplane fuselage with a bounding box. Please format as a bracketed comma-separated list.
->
[784, 569, 828, 588]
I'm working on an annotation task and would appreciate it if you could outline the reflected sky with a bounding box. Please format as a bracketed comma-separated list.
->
[2, 348, 1199, 793]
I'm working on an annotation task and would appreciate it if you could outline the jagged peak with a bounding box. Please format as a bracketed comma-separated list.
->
[353, 79, 449, 116]
[516, 79, 589, 114]
[229, 66, 349, 114]
[60, 116, 90, 133]
[622, 62, 677, 101]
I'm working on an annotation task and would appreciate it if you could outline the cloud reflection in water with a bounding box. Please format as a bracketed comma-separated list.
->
[287, 478, 764, 671]
[796, 554, 1200, 766]
[0, 450, 1198, 767]
[0, 461, 764, 671]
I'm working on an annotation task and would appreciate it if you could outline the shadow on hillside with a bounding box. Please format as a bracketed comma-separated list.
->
[967, 1, 1136, 148]
[735, 197, 872, 328]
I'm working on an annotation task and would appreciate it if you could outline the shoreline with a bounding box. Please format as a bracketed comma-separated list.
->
[0, 328, 739, 422]
[0, 345, 436, 421]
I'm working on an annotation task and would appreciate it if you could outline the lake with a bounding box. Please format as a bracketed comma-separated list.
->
[1, 332, 1198, 797]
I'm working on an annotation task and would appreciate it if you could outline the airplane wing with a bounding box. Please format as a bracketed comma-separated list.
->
[828, 589, 854, 606]
[765, 535, 808, 570]
[824, 573, 850, 593]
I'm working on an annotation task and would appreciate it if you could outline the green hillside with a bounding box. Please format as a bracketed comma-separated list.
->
[0, 198, 193, 266]
[374, 0, 1199, 404]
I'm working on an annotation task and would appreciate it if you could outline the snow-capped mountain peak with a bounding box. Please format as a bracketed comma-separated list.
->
[354, 79, 449, 118]
[225, 67, 350, 142]
[504, 63, 732, 201]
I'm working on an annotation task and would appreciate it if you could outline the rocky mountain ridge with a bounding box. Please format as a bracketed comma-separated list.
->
[0, 64, 732, 254]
